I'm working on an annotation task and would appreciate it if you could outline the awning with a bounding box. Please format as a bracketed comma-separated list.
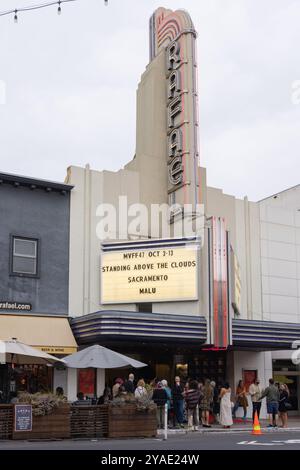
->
[232, 318, 300, 349]
[71, 310, 207, 345]
[0, 314, 77, 355]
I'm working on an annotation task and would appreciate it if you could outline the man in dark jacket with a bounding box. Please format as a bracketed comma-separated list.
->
[172, 376, 185, 428]
[124, 373, 135, 394]
[152, 382, 168, 429]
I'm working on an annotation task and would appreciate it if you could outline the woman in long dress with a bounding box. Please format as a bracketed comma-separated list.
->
[219, 382, 233, 428]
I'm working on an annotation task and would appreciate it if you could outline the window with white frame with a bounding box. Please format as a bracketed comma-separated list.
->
[12, 237, 38, 276]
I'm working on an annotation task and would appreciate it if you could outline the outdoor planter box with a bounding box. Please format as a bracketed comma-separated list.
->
[12, 403, 71, 440]
[108, 404, 157, 438]
[0, 405, 13, 440]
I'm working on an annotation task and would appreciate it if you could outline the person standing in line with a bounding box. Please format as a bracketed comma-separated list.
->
[232, 380, 248, 420]
[249, 378, 262, 422]
[279, 383, 289, 428]
[184, 380, 203, 431]
[161, 379, 172, 426]
[219, 382, 233, 428]
[172, 376, 185, 428]
[112, 378, 124, 398]
[134, 379, 148, 399]
[260, 378, 280, 428]
[210, 381, 220, 424]
[201, 379, 213, 428]
[152, 382, 168, 429]
[124, 373, 135, 394]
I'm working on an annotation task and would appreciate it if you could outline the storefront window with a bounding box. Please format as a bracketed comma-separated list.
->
[188, 352, 226, 385]
[8, 364, 53, 396]
[273, 359, 300, 411]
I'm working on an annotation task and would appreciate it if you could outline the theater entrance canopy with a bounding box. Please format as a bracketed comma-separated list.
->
[71, 311, 300, 352]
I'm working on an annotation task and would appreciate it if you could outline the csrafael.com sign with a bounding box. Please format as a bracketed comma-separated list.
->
[0, 301, 32, 311]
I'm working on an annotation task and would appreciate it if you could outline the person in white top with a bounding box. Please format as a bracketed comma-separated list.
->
[219, 382, 233, 428]
[134, 379, 148, 399]
[249, 378, 262, 423]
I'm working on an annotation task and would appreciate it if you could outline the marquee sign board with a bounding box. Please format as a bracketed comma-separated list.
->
[101, 243, 198, 304]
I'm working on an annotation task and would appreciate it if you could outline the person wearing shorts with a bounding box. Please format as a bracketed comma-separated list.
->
[260, 378, 280, 427]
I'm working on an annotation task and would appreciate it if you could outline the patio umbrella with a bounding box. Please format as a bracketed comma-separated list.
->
[0, 339, 64, 365]
[63, 344, 147, 369]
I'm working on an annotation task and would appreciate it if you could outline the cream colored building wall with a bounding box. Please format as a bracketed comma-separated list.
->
[67, 162, 207, 319]
[259, 185, 300, 323]
[247, 201, 263, 320]
[205, 186, 263, 320]
[125, 49, 168, 211]
[66, 165, 140, 317]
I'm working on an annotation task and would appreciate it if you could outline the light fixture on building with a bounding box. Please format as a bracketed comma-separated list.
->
[14, 10, 18, 23]
[57, 1, 61, 15]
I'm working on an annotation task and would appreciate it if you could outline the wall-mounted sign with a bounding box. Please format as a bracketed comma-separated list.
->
[101, 244, 198, 304]
[78, 369, 95, 396]
[35, 346, 77, 355]
[0, 301, 32, 311]
[14, 404, 32, 432]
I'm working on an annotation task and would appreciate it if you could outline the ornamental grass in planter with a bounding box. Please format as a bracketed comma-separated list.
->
[12, 392, 70, 440]
[17, 392, 67, 416]
[108, 393, 157, 438]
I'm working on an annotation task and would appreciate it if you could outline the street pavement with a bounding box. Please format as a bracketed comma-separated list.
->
[1, 428, 300, 450]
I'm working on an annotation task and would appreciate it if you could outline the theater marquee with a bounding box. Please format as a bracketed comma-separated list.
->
[101, 244, 198, 304]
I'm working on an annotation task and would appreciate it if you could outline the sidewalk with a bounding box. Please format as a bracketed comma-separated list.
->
[157, 416, 300, 435]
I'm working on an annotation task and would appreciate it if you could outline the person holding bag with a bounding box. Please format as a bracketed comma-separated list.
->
[279, 383, 291, 428]
[232, 380, 248, 420]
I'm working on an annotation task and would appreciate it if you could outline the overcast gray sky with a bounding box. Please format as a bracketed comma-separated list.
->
[0, 0, 299, 201]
